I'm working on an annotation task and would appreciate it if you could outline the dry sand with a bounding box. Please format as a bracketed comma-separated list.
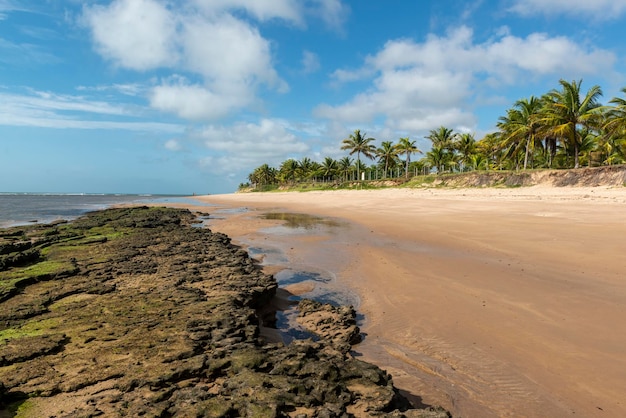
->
[190, 186, 626, 417]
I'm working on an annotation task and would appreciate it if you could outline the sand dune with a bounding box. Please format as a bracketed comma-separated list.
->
[193, 186, 626, 417]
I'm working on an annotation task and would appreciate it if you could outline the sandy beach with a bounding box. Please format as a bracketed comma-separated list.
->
[191, 186, 626, 417]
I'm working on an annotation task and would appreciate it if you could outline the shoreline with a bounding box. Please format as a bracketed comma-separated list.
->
[0, 207, 442, 416]
[191, 186, 626, 417]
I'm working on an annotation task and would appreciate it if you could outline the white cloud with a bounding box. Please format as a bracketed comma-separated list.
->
[509, 0, 626, 19]
[191, 0, 302, 24]
[82, 0, 288, 121]
[76, 83, 144, 97]
[83, 0, 178, 71]
[0, 89, 183, 133]
[6, 89, 128, 115]
[309, 0, 349, 30]
[180, 13, 283, 90]
[149, 77, 250, 120]
[301, 50, 320, 74]
[0, 0, 28, 14]
[164, 139, 182, 151]
[198, 119, 309, 174]
[318, 26, 616, 134]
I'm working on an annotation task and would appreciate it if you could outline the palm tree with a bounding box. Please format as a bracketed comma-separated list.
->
[278, 159, 298, 184]
[601, 87, 626, 163]
[341, 129, 376, 180]
[497, 96, 543, 170]
[338, 156, 354, 181]
[427, 126, 456, 150]
[455, 132, 477, 171]
[297, 157, 315, 181]
[540, 79, 603, 168]
[476, 132, 502, 170]
[397, 137, 422, 178]
[578, 128, 598, 167]
[320, 157, 339, 181]
[603, 87, 626, 133]
[376, 141, 399, 178]
[426, 146, 449, 173]
[249, 164, 276, 188]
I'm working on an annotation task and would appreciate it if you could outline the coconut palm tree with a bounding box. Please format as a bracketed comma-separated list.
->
[476, 132, 502, 170]
[396, 137, 422, 178]
[297, 157, 316, 181]
[340, 129, 376, 180]
[600, 87, 626, 164]
[497, 96, 543, 170]
[455, 132, 477, 172]
[427, 126, 456, 150]
[540, 79, 603, 168]
[320, 157, 339, 181]
[426, 146, 450, 173]
[578, 128, 599, 167]
[338, 156, 354, 181]
[603, 87, 626, 137]
[376, 141, 399, 178]
[249, 164, 276, 188]
[278, 159, 298, 184]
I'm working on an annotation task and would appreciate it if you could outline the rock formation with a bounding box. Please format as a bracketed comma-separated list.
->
[0, 207, 448, 417]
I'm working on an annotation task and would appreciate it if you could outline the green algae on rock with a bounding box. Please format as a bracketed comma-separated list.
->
[0, 207, 448, 417]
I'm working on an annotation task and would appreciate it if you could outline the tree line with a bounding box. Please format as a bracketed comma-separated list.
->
[242, 79, 626, 189]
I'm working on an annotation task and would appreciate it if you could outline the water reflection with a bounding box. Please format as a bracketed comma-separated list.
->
[262, 212, 343, 230]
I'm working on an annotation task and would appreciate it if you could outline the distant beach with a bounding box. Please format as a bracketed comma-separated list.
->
[191, 186, 626, 418]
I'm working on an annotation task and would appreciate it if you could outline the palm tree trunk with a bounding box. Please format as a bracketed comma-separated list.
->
[524, 137, 530, 170]
[574, 142, 580, 168]
[405, 154, 410, 179]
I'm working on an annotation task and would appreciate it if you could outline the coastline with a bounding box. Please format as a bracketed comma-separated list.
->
[191, 186, 626, 417]
[0, 206, 446, 416]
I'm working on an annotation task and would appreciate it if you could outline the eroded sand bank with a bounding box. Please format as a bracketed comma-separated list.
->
[192, 187, 626, 417]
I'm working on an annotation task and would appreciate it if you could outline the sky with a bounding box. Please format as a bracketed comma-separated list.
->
[1, 0, 626, 194]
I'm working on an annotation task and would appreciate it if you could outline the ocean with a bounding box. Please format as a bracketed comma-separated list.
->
[0, 193, 207, 228]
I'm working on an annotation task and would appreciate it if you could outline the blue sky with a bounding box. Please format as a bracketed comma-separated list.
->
[1, 0, 625, 194]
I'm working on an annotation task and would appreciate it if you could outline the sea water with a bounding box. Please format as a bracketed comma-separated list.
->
[0, 193, 206, 228]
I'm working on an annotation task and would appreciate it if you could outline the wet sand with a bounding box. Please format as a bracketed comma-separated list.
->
[192, 187, 626, 417]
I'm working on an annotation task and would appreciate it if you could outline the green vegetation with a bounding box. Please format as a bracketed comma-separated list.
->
[0, 318, 61, 343]
[1, 260, 76, 281]
[242, 79, 626, 191]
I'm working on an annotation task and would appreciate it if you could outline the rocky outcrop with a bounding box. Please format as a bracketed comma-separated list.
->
[0, 207, 448, 417]
[297, 299, 362, 354]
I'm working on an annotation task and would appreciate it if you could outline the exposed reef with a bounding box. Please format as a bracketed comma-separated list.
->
[0, 207, 448, 417]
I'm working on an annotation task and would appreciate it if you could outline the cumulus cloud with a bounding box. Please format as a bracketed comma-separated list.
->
[179, 13, 283, 90]
[149, 77, 251, 120]
[82, 0, 348, 120]
[83, 0, 178, 70]
[82, 0, 288, 121]
[509, 0, 626, 19]
[317, 26, 616, 134]
[198, 119, 309, 174]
